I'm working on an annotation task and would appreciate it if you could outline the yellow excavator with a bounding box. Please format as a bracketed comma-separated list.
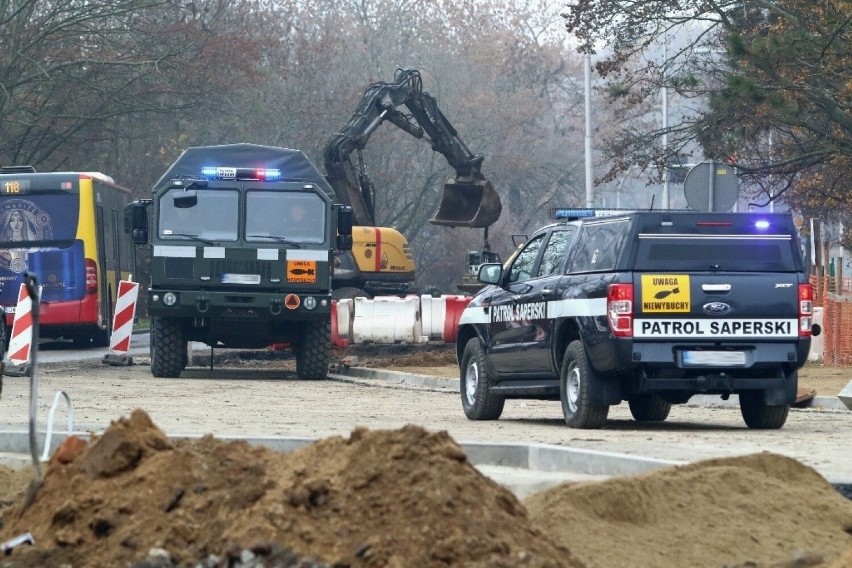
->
[324, 68, 502, 298]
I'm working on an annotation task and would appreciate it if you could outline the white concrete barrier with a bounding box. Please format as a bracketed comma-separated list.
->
[352, 296, 422, 344]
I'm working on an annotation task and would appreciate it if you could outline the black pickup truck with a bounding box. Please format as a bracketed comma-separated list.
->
[455, 210, 818, 429]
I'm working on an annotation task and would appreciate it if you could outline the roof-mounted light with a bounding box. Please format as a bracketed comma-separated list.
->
[200, 166, 281, 181]
[754, 219, 770, 230]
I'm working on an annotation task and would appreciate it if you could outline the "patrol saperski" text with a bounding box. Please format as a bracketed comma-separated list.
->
[634, 319, 797, 337]
[491, 302, 547, 323]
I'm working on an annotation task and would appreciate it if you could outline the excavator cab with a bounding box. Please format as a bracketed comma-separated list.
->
[430, 177, 502, 228]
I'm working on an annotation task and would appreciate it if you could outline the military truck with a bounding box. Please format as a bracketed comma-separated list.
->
[125, 144, 353, 379]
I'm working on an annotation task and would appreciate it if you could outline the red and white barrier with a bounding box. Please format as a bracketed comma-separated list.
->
[108, 280, 140, 354]
[351, 296, 423, 344]
[7, 283, 34, 365]
[331, 299, 352, 348]
[420, 294, 472, 343]
[442, 295, 472, 343]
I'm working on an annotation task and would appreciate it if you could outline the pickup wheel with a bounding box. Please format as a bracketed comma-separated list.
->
[628, 394, 672, 422]
[150, 317, 187, 378]
[295, 320, 330, 380]
[460, 338, 504, 420]
[560, 340, 609, 429]
[739, 391, 789, 429]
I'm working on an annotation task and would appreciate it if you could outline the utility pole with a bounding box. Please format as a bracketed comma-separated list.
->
[584, 54, 594, 208]
[661, 35, 669, 209]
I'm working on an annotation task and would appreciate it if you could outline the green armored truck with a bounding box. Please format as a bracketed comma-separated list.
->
[125, 144, 353, 379]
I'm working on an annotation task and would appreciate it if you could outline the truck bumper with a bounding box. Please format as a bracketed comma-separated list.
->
[148, 289, 331, 321]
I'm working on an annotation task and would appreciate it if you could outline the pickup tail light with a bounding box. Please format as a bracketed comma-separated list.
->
[85, 259, 98, 295]
[798, 283, 813, 337]
[608, 283, 633, 337]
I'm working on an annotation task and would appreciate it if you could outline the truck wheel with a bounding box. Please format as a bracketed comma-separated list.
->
[151, 317, 187, 378]
[628, 394, 672, 422]
[460, 337, 504, 420]
[295, 320, 330, 380]
[560, 340, 609, 429]
[739, 391, 789, 429]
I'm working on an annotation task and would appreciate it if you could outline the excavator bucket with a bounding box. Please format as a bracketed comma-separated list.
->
[430, 178, 502, 228]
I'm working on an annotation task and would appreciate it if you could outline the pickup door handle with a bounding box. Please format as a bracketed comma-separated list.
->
[540, 288, 554, 299]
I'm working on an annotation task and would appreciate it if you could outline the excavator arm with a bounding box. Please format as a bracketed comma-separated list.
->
[323, 68, 501, 230]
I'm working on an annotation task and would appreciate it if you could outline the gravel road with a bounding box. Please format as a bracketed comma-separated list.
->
[1, 355, 850, 483]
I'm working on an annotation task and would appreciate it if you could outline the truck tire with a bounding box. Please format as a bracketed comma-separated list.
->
[460, 337, 505, 420]
[560, 340, 609, 429]
[295, 320, 330, 380]
[628, 394, 672, 422]
[739, 391, 789, 429]
[151, 317, 187, 378]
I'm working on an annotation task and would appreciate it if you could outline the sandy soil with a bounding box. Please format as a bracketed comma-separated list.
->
[0, 411, 850, 568]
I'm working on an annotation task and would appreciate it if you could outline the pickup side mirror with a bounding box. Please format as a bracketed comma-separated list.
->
[336, 205, 353, 251]
[478, 263, 503, 285]
[124, 201, 150, 245]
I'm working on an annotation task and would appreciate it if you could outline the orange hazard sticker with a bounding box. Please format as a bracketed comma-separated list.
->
[287, 260, 317, 283]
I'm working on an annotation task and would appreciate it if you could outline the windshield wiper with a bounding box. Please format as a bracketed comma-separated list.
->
[248, 234, 301, 248]
[168, 233, 218, 245]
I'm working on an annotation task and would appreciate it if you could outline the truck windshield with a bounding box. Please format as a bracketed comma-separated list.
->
[245, 190, 325, 244]
[159, 188, 239, 242]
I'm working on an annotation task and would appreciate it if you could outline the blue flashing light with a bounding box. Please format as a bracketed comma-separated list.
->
[754, 219, 770, 231]
[553, 208, 596, 219]
[257, 168, 281, 181]
[199, 166, 282, 181]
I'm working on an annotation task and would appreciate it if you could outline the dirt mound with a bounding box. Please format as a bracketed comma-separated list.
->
[0, 409, 579, 568]
[524, 452, 852, 568]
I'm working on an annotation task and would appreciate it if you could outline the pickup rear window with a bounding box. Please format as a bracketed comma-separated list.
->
[634, 234, 799, 272]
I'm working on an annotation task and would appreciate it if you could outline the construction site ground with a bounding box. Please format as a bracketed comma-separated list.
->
[0, 342, 850, 567]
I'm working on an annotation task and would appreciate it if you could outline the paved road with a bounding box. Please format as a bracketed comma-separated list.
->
[0, 342, 850, 484]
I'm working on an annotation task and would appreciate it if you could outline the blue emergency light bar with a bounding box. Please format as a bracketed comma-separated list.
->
[552, 208, 640, 220]
[200, 166, 282, 181]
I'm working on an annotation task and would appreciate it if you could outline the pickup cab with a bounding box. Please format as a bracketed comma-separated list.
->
[455, 210, 817, 429]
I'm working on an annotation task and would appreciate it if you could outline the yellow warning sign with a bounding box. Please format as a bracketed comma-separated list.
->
[641, 274, 690, 312]
[287, 260, 317, 283]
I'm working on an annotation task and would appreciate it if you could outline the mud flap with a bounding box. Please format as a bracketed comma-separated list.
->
[764, 370, 798, 405]
[430, 178, 502, 228]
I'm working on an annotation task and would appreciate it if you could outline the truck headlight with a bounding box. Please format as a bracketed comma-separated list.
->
[303, 296, 317, 310]
[163, 292, 178, 306]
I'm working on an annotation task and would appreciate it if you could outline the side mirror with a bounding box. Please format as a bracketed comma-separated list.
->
[124, 201, 149, 245]
[336, 205, 353, 251]
[478, 263, 503, 285]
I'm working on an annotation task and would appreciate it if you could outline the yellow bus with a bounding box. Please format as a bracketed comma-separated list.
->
[0, 166, 135, 351]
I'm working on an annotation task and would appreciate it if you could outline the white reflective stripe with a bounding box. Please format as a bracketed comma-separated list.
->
[287, 249, 328, 261]
[458, 296, 605, 326]
[257, 248, 278, 260]
[547, 297, 607, 318]
[153, 245, 196, 258]
[203, 247, 225, 259]
[459, 305, 490, 324]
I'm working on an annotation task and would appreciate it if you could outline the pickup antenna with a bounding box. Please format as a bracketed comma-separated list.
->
[649, 193, 656, 211]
